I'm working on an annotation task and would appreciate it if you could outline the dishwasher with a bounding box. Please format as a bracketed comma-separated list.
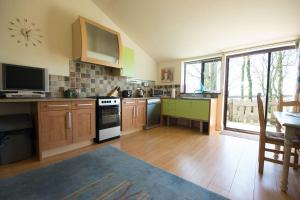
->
[145, 98, 161, 129]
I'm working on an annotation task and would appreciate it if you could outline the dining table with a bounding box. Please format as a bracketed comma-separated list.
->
[273, 111, 300, 192]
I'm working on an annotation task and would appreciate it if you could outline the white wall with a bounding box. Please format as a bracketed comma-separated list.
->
[0, 0, 157, 81]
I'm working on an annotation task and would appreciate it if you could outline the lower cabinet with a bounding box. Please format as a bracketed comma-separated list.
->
[121, 99, 146, 132]
[40, 109, 73, 150]
[161, 98, 217, 133]
[38, 100, 96, 151]
[72, 106, 96, 143]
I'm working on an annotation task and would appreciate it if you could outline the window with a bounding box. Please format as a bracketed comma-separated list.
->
[184, 58, 221, 93]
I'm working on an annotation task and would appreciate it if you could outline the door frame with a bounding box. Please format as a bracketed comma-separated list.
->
[223, 45, 296, 134]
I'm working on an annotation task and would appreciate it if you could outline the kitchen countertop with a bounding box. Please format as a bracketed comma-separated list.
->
[121, 97, 160, 100]
[122, 96, 217, 101]
[161, 96, 216, 100]
[0, 98, 96, 103]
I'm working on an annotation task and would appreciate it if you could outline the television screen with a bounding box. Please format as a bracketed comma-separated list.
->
[3, 64, 46, 91]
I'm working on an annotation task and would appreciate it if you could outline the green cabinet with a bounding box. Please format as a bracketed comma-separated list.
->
[162, 99, 176, 116]
[121, 46, 135, 77]
[162, 99, 210, 121]
[176, 100, 192, 118]
[190, 100, 209, 120]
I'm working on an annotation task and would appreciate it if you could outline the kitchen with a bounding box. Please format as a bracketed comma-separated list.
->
[1, 1, 299, 199]
[0, 15, 218, 163]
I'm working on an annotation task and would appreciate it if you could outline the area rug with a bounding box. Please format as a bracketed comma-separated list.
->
[220, 130, 259, 141]
[0, 146, 227, 200]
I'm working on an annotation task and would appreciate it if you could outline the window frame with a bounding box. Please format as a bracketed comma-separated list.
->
[184, 57, 222, 93]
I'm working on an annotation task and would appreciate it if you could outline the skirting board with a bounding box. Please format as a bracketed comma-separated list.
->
[41, 140, 94, 159]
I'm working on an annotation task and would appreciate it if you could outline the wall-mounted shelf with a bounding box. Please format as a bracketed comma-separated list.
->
[72, 16, 122, 68]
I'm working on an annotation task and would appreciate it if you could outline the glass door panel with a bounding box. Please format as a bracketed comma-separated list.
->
[226, 53, 268, 132]
[266, 48, 299, 132]
[85, 22, 119, 64]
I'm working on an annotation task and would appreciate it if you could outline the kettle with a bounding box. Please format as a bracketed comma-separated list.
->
[136, 88, 145, 97]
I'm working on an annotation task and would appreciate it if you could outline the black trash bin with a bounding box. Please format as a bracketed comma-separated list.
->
[0, 114, 33, 165]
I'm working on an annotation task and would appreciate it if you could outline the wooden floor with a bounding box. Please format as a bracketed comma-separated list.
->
[0, 126, 299, 200]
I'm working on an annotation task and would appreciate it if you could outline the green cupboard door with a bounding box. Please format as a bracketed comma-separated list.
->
[190, 100, 210, 121]
[162, 99, 169, 115]
[162, 99, 176, 116]
[175, 100, 192, 118]
[121, 46, 135, 77]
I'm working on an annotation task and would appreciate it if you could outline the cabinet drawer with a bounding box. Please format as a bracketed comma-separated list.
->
[122, 99, 136, 105]
[40, 101, 72, 111]
[136, 99, 146, 104]
[72, 101, 95, 109]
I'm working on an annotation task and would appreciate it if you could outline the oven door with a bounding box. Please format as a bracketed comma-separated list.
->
[98, 105, 120, 130]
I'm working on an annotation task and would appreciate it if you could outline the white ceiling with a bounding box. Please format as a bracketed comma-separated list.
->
[93, 0, 300, 62]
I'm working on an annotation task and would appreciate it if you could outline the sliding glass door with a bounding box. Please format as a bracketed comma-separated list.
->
[266, 48, 299, 132]
[224, 46, 298, 133]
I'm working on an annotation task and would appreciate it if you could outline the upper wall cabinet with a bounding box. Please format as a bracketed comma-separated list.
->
[72, 16, 122, 68]
[121, 46, 135, 77]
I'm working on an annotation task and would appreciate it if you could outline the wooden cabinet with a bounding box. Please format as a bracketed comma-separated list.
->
[38, 100, 95, 151]
[121, 99, 146, 132]
[40, 109, 72, 150]
[135, 100, 147, 127]
[121, 100, 135, 131]
[72, 16, 122, 68]
[72, 102, 95, 143]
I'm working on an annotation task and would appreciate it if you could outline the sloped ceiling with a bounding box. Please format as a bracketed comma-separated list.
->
[93, 0, 300, 62]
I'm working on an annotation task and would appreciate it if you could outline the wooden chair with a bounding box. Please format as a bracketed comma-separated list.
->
[276, 95, 300, 132]
[257, 93, 300, 174]
[275, 95, 300, 160]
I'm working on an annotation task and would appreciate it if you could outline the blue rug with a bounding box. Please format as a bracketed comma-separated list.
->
[0, 146, 227, 200]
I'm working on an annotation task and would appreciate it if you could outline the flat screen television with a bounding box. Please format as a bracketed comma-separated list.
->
[0, 63, 49, 92]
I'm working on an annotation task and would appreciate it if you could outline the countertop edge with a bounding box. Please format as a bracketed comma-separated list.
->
[0, 98, 96, 103]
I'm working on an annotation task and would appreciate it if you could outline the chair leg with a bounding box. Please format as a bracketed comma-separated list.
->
[258, 141, 265, 174]
[294, 148, 299, 170]
[274, 145, 280, 160]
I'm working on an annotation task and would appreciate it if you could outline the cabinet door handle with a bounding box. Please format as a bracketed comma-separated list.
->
[77, 103, 93, 106]
[48, 104, 69, 108]
[66, 112, 72, 129]
[138, 101, 145, 103]
[125, 101, 135, 104]
[136, 107, 138, 118]
[133, 106, 136, 118]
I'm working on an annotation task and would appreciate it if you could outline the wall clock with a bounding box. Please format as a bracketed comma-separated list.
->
[8, 18, 43, 47]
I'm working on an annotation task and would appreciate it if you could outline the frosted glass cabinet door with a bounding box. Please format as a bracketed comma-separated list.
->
[72, 16, 122, 68]
[85, 22, 120, 64]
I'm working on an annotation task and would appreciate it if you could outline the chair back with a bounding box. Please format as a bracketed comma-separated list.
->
[257, 93, 266, 138]
[278, 95, 300, 112]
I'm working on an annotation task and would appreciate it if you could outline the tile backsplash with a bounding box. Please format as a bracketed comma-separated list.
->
[49, 61, 155, 97]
